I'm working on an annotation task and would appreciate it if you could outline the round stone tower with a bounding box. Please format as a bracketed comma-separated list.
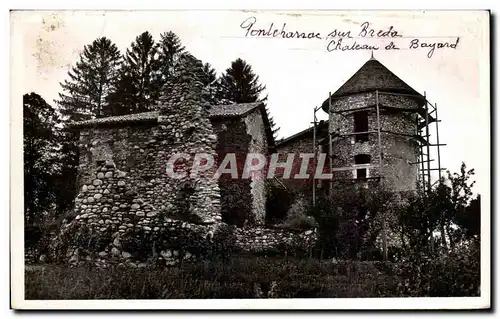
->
[321, 57, 427, 193]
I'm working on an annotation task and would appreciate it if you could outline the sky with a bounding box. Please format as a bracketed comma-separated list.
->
[11, 10, 490, 196]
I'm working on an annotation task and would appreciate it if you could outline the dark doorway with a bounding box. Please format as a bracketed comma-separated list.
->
[353, 111, 369, 142]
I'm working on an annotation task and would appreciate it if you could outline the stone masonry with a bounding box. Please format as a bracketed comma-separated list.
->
[329, 91, 420, 192]
[52, 55, 225, 267]
[51, 54, 315, 267]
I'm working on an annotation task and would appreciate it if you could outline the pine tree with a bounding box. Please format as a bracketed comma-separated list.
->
[218, 58, 265, 103]
[113, 31, 162, 113]
[157, 31, 186, 81]
[201, 62, 217, 86]
[201, 62, 221, 104]
[55, 37, 122, 121]
[218, 58, 280, 138]
[106, 72, 138, 116]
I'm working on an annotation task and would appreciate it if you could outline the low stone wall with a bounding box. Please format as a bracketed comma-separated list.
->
[51, 215, 229, 268]
[234, 227, 318, 253]
[48, 219, 318, 268]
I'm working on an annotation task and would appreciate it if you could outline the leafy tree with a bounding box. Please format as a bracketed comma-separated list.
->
[456, 194, 480, 240]
[56, 37, 122, 121]
[394, 165, 480, 297]
[398, 162, 478, 251]
[398, 186, 441, 252]
[445, 163, 477, 245]
[53, 130, 78, 216]
[111, 31, 162, 113]
[307, 183, 394, 260]
[24, 93, 61, 225]
[218, 58, 280, 139]
[24, 92, 80, 255]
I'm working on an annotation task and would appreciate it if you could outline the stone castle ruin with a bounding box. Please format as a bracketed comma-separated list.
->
[50, 55, 439, 266]
[52, 54, 316, 267]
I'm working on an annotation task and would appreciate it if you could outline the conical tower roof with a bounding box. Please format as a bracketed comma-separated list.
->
[321, 58, 424, 111]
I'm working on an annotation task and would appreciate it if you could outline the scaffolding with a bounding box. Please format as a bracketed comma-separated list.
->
[312, 89, 446, 260]
[312, 90, 446, 193]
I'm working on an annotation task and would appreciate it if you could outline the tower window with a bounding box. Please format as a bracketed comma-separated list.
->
[353, 111, 369, 142]
[354, 154, 371, 180]
[355, 154, 371, 164]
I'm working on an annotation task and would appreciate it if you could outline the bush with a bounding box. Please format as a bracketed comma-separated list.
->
[394, 241, 480, 297]
[265, 183, 294, 224]
[280, 196, 318, 231]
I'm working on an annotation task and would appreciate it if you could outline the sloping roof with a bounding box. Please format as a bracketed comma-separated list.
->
[68, 101, 276, 148]
[210, 102, 277, 149]
[70, 111, 158, 128]
[69, 102, 263, 129]
[276, 121, 328, 147]
[208, 102, 263, 118]
[321, 58, 424, 111]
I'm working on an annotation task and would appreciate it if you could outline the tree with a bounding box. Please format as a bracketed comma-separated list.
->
[397, 162, 478, 252]
[218, 58, 280, 139]
[201, 62, 221, 105]
[218, 58, 265, 103]
[56, 37, 122, 121]
[157, 31, 186, 81]
[456, 194, 480, 240]
[52, 129, 79, 217]
[201, 62, 217, 86]
[106, 72, 138, 116]
[307, 183, 394, 260]
[23, 93, 60, 225]
[111, 31, 162, 113]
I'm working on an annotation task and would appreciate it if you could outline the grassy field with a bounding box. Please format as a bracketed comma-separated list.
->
[25, 256, 402, 299]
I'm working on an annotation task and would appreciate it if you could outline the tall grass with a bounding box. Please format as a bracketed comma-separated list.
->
[25, 256, 400, 299]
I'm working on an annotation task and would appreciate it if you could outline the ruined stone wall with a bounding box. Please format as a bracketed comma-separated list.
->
[329, 92, 419, 192]
[276, 136, 316, 197]
[75, 120, 221, 225]
[211, 119, 254, 227]
[52, 55, 314, 267]
[52, 54, 229, 266]
[210, 108, 269, 226]
[235, 227, 318, 253]
[243, 109, 268, 225]
[53, 114, 225, 266]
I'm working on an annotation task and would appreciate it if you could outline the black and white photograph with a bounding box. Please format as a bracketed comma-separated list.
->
[10, 8, 490, 310]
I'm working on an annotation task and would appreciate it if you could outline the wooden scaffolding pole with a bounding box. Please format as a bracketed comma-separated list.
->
[435, 103, 442, 181]
[312, 108, 317, 207]
[421, 92, 427, 192]
[376, 90, 388, 262]
[328, 92, 333, 196]
[425, 98, 431, 192]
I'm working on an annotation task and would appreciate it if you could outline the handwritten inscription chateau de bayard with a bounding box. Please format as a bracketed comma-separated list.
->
[240, 17, 460, 58]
